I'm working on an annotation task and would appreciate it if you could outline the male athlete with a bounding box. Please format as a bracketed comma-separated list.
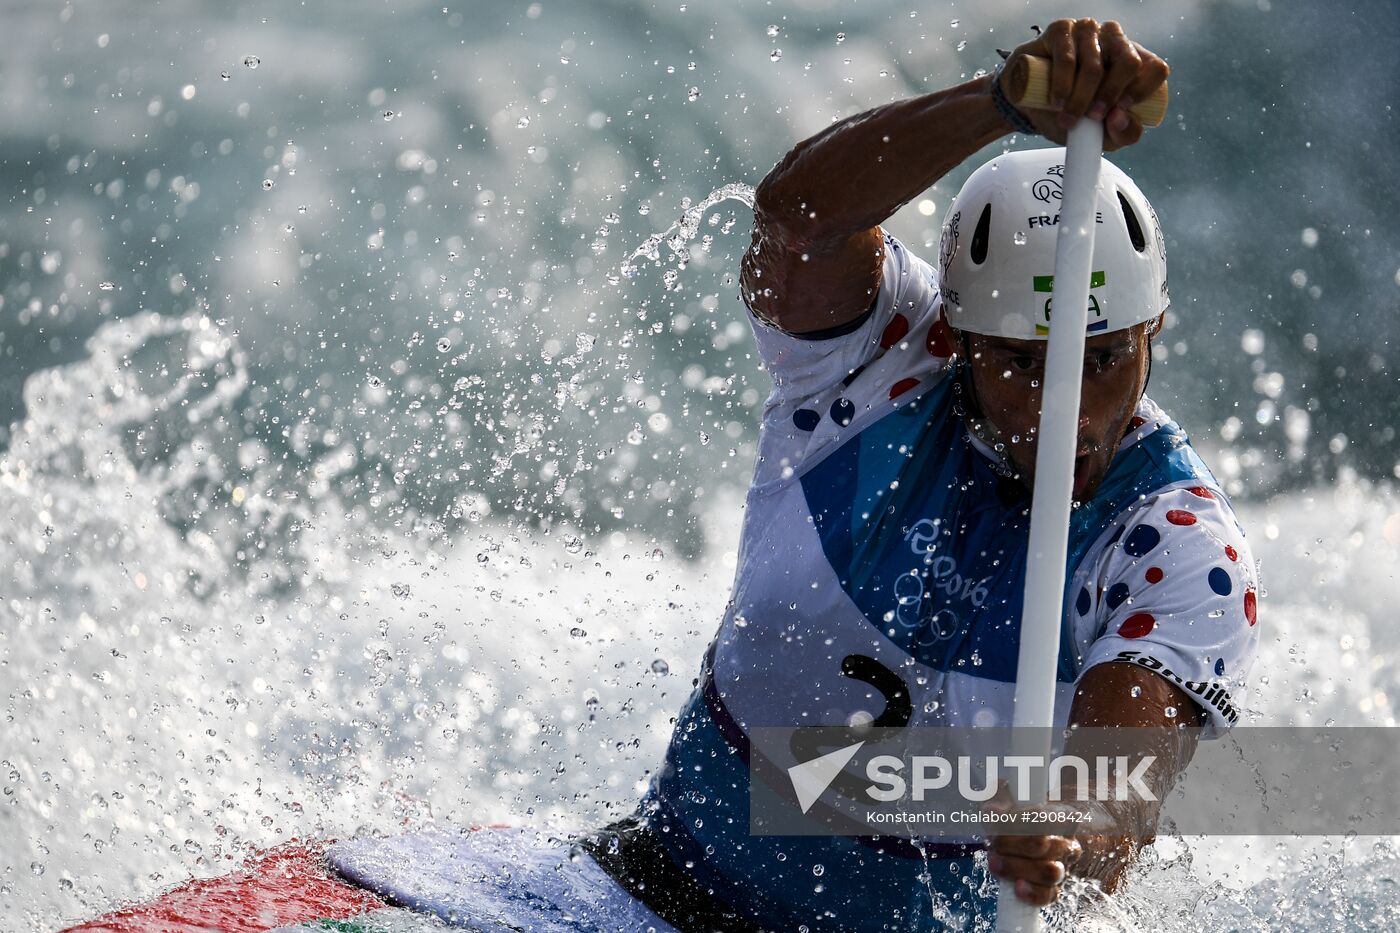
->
[67, 17, 1258, 933]
[580, 16, 1260, 931]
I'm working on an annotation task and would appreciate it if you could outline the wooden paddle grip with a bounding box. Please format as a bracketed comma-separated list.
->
[1005, 54, 1169, 127]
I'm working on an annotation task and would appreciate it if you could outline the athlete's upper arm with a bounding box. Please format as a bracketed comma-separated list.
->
[740, 186, 886, 337]
[1070, 659, 1205, 728]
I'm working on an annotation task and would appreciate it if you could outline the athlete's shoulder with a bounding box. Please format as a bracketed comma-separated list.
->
[1095, 397, 1257, 611]
[1100, 480, 1258, 621]
[1109, 393, 1253, 567]
[1136, 483, 1251, 549]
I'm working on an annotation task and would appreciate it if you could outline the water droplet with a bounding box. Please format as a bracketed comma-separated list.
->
[956, 39, 967, 52]
[687, 86, 700, 102]
[98, 281, 115, 291]
[769, 49, 783, 62]
[835, 32, 846, 43]
[219, 71, 231, 81]
[516, 115, 531, 128]
[436, 337, 452, 352]
[382, 110, 396, 121]
[1165, 706, 1178, 718]
[766, 24, 780, 37]
[391, 583, 411, 599]
[242, 55, 260, 69]
[650, 658, 670, 675]
[563, 533, 584, 554]
[31, 862, 45, 876]
[261, 179, 274, 190]
[570, 626, 587, 638]
[1130, 685, 1143, 698]
[1013, 231, 1027, 245]
[813, 864, 826, 876]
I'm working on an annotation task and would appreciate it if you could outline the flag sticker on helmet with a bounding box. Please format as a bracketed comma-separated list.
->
[1033, 272, 1105, 290]
[1033, 271, 1107, 335]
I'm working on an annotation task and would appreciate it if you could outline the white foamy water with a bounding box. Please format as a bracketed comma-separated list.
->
[2, 313, 1397, 932]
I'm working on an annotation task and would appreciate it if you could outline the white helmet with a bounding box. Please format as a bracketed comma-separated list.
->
[937, 147, 1168, 340]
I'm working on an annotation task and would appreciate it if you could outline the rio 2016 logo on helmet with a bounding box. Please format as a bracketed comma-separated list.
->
[937, 147, 1168, 340]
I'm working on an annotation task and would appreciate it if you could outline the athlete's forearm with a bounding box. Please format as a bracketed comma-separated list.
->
[1064, 727, 1195, 892]
[1066, 662, 1203, 891]
[752, 75, 1012, 246]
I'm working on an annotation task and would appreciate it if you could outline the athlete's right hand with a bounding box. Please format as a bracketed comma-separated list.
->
[998, 18, 1169, 152]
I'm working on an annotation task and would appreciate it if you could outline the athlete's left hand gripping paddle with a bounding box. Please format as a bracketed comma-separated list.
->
[992, 60, 1167, 933]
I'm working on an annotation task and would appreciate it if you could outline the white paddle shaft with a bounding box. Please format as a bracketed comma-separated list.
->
[993, 117, 1105, 933]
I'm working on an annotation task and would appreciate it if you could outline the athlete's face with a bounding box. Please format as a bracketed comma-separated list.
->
[958, 318, 1160, 501]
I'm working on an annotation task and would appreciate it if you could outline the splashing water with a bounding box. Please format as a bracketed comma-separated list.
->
[0, 314, 734, 928]
[619, 182, 755, 286]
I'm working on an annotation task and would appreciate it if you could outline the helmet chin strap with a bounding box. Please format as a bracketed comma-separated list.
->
[1140, 331, 1155, 403]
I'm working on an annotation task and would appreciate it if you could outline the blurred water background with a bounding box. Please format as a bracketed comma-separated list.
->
[2, 0, 1398, 930]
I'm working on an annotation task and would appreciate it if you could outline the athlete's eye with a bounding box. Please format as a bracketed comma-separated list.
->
[1090, 350, 1119, 371]
[1009, 355, 1039, 373]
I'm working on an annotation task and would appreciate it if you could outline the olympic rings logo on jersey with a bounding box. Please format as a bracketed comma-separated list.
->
[892, 565, 990, 635]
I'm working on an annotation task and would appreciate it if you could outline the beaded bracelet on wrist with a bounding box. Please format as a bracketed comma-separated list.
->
[989, 62, 1039, 137]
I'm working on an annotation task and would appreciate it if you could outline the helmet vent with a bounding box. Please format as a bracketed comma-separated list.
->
[1117, 191, 1147, 253]
[969, 203, 992, 265]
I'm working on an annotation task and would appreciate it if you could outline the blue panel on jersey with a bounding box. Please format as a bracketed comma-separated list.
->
[799, 370, 1219, 684]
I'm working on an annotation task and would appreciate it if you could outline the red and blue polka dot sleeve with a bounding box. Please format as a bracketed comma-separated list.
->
[744, 232, 949, 404]
[1076, 485, 1260, 736]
